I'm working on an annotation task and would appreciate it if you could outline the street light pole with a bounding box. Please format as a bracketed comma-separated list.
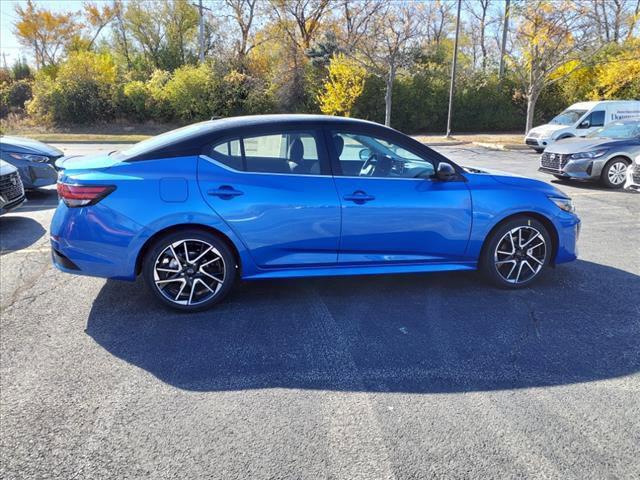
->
[198, 0, 205, 63]
[446, 0, 462, 138]
[192, 0, 212, 63]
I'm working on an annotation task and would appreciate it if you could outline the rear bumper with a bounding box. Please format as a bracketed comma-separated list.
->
[50, 203, 141, 281]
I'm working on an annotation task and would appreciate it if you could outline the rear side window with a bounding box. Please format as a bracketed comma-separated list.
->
[209, 131, 322, 175]
[210, 139, 242, 170]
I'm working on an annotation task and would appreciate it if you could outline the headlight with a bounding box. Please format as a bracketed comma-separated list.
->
[548, 195, 575, 213]
[570, 149, 608, 160]
[8, 152, 50, 163]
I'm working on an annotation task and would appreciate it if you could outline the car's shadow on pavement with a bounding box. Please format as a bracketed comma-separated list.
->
[86, 260, 639, 393]
[0, 216, 46, 254]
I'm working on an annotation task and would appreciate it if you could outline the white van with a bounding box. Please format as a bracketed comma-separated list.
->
[525, 100, 640, 152]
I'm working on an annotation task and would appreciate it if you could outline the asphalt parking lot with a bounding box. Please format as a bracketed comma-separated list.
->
[1, 143, 638, 479]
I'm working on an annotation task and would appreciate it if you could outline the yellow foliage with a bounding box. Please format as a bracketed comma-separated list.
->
[317, 54, 366, 117]
[56, 51, 117, 85]
[591, 43, 640, 99]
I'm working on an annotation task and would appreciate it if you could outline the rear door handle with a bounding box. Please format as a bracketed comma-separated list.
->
[343, 191, 375, 204]
[208, 186, 244, 199]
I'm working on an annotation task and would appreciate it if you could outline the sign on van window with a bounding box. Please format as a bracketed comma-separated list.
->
[612, 110, 640, 120]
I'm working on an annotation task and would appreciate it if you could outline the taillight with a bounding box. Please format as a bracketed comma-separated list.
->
[57, 183, 116, 207]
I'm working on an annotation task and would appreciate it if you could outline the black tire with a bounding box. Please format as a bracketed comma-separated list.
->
[600, 157, 629, 189]
[480, 216, 552, 289]
[142, 229, 237, 312]
[534, 148, 544, 154]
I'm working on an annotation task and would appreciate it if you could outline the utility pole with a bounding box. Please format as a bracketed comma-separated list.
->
[499, 0, 510, 80]
[192, 0, 212, 63]
[446, 0, 462, 138]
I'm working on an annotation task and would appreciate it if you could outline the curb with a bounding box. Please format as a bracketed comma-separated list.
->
[472, 142, 533, 152]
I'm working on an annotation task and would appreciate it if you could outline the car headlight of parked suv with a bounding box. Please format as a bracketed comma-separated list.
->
[570, 149, 608, 160]
[8, 152, 51, 163]
[548, 195, 575, 214]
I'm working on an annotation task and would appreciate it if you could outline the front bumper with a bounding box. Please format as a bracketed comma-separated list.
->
[525, 136, 552, 150]
[539, 154, 606, 181]
[14, 162, 58, 189]
[554, 211, 580, 264]
[0, 195, 26, 215]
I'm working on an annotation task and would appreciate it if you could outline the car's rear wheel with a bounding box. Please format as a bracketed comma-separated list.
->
[480, 217, 551, 289]
[600, 157, 629, 189]
[143, 229, 236, 311]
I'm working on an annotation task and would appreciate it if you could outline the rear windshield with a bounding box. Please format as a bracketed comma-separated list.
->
[120, 122, 212, 158]
[549, 109, 587, 126]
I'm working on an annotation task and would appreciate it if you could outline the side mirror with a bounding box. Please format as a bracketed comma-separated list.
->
[358, 148, 371, 161]
[579, 119, 590, 129]
[436, 162, 456, 181]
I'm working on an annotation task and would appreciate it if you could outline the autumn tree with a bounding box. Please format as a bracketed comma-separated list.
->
[83, 2, 117, 50]
[14, 0, 83, 68]
[353, 2, 424, 126]
[269, 0, 332, 50]
[317, 53, 366, 116]
[224, 0, 260, 63]
[582, 0, 640, 44]
[464, 0, 493, 70]
[509, 0, 604, 132]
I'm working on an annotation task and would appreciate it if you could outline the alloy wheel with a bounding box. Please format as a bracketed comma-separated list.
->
[153, 239, 226, 306]
[494, 226, 547, 284]
[608, 161, 627, 186]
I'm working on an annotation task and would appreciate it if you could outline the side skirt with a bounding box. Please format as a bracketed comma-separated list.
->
[241, 262, 477, 280]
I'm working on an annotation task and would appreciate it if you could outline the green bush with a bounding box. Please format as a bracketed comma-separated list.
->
[28, 52, 117, 124]
[162, 64, 217, 121]
[119, 80, 151, 122]
[7, 80, 33, 109]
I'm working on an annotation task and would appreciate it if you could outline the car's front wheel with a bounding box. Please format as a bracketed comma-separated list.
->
[600, 157, 629, 189]
[480, 217, 551, 288]
[143, 229, 237, 311]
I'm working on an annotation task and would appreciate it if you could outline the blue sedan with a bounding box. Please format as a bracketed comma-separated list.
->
[0, 136, 63, 189]
[51, 115, 580, 311]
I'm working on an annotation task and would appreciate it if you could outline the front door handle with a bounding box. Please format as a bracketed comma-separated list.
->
[208, 186, 244, 199]
[343, 191, 375, 204]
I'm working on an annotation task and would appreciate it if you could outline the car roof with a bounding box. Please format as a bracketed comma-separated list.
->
[121, 115, 395, 162]
[202, 114, 382, 133]
[569, 100, 640, 110]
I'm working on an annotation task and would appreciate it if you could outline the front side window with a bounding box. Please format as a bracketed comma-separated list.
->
[587, 110, 605, 127]
[330, 132, 435, 178]
[208, 131, 322, 175]
[550, 109, 587, 126]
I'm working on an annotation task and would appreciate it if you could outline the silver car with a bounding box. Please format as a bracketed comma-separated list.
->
[0, 159, 26, 214]
[539, 119, 640, 188]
